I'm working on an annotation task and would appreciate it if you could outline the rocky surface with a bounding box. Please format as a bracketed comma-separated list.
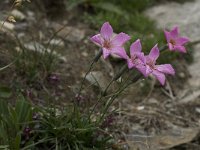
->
[127, 127, 199, 150]
[123, 1, 200, 149]
[145, 0, 200, 41]
[1, 1, 200, 149]
[145, 0, 200, 89]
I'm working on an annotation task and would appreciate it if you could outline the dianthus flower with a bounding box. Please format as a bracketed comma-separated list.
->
[90, 22, 130, 59]
[164, 26, 189, 53]
[127, 39, 147, 77]
[145, 45, 175, 85]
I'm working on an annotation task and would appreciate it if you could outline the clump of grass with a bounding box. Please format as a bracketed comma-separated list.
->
[14, 39, 58, 84]
[0, 96, 114, 149]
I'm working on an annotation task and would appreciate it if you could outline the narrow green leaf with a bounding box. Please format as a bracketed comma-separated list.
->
[0, 86, 12, 98]
[93, 2, 124, 15]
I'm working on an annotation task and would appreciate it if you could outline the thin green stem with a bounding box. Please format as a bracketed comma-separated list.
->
[95, 71, 133, 120]
[101, 79, 113, 96]
[0, 61, 14, 71]
[94, 45, 168, 99]
[0, 55, 20, 71]
[102, 64, 128, 96]
[97, 45, 169, 124]
[91, 64, 129, 110]
[113, 64, 128, 81]
[75, 50, 102, 117]
[160, 45, 168, 52]
[99, 73, 142, 124]
[77, 50, 102, 96]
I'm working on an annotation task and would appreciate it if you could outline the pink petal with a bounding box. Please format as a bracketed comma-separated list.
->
[164, 30, 171, 43]
[100, 22, 113, 40]
[112, 32, 130, 46]
[156, 64, 175, 75]
[168, 43, 174, 50]
[90, 34, 103, 46]
[170, 26, 179, 39]
[136, 52, 146, 64]
[174, 45, 187, 53]
[127, 59, 134, 69]
[111, 47, 128, 59]
[146, 65, 153, 76]
[149, 44, 160, 61]
[102, 48, 110, 59]
[136, 65, 147, 77]
[176, 37, 189, 45]
[152, 70, 166, 85]
[130, 39, 142, 56]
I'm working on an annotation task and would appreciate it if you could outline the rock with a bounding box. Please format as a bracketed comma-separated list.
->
[137, 106, 145, 111]
[145, 0, 200, 88]
[0, 21, 14, 31]
[81, 52, 88, 57]
[188, 44, 200, 88]
[27, 11, 34, 18]
[127, 126, 199, 150]
[49, 38, 65, 47]
[145, 0, 200, 41]
[23, 42, 66, 62]
[85, 71, 110, 90]
[148, 98, 159, 104]
[51, 23, 85, 42]
[11, 9, 26, 20]
[178, 89, 200, 104]
[26, 11, 35, 21]
[14, 22, 28, 30]
[178, 72, 186, 79]
[24, 42, 46, 52]
[195, 108, 200, 114]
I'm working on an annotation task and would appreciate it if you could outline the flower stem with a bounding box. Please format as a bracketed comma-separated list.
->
[93, 49, 103, 62]
[89, 66, 131, 120]
[113, 64, 128, 81]
[98, 45, 169, 124]
[98, 72, 142, 124]
[102, 64, 128, 96]
[77, 50, 102, 96]
[0, 60, 15, 71]
[160, 45, 168, 52]
[100, 44, 168, 96]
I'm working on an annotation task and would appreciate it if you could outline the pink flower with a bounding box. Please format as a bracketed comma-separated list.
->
[164, 26, 189, 53]
[90, 22, 130, 59]
[145, 44, 175, 85]
[127, 39, 147, 77]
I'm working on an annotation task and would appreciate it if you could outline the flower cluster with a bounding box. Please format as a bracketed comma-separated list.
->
[90, 22, 189, 85]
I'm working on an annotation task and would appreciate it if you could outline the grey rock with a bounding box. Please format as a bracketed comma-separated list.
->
[145, 0, 200, 41]
[127, 126, 199, 150]
[49, 38, 65, 47]
[188, 44, 200, 88]
[0, 21, 14, 31]
[145, 0, 200, 88]
[195, 107, 200, 114]
[11, 9, 26, 20]
[23, 42, 66, 62]
[51, 23, 85, 42]
[85, 71, 109, 90]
